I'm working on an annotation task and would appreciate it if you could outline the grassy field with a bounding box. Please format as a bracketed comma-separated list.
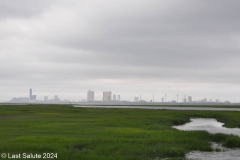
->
[76, 103, 240, 108]
[0, 104, 240, 160]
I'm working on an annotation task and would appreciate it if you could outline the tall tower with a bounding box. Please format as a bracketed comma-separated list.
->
[29, 88, 32, 100]
[113, 94, 116, 101]
[29, 88, 36, 101]
[103, 91, 112, 101]
[87, 90, 94, 102]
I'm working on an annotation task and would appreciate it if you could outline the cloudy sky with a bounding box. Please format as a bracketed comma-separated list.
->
[1, 0, 240, 102]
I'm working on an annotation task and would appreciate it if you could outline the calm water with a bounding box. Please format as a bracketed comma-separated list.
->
[186, 149, 240, 160]
[172, 118, 240, 136]
[173, 118, 240, 160]
[186, 142, 240, 160]
[74, 105, 240, 111]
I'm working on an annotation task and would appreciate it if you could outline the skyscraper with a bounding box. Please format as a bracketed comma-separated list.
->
[54, 95, 60, 101]
[113, 94, 116, 101]
[29, 88, 36, 101]
[31, 95, 36, 101]
[87, 90, 94, 102]
[117, 95, 120, 101]
[29, 88, 32, 100]
[103, 91, 112, 101]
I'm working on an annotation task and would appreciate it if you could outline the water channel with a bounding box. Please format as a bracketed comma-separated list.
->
[173, 118, 240, 160]
[74, 105, 240, 111]
[74, 105, 240, 159]
[173, 118, 240, 136]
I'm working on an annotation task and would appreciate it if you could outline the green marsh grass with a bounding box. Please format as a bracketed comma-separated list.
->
[0, 104, 240, 160]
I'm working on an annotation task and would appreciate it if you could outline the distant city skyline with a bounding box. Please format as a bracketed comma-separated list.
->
[7, 88, 231, 104]
[1, 1, 240, 102]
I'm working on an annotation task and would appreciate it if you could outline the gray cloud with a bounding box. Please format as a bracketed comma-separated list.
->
[0, 0, 59, 18]
[0, 0, 240, 101]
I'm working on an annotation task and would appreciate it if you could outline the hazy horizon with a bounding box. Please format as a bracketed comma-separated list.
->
[1, 0, 240, 102]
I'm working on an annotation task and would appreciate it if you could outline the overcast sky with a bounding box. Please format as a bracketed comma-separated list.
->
[1, 0, 240, 102]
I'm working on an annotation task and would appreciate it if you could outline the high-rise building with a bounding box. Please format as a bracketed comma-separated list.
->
[29, 88, 36, 101]
[113, 94, 116, 101]
[161, 97, 164, 103]
[11, 97, 29, 102]
[87, 90, 94, 102]
[117, 95, 120, 101]
[29, 88, 32, 100]
[134, 97, 139, 102]
[103, 91, 112, 101]
[54, 95, 60, 101]
[31, 95, 36, 101]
